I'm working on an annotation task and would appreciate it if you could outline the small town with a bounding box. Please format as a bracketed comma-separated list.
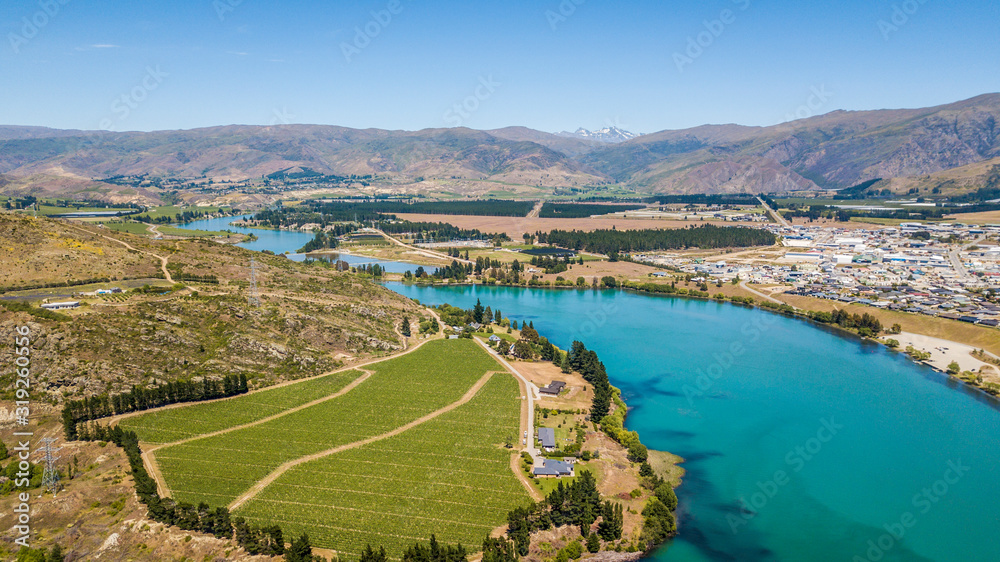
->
[637, 220, 1000, 327]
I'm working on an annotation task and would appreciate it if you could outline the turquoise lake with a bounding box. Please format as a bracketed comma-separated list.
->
[179, 216, 1000, 561]
[174, 215, 419, 273]
[388, 283, 1000, 562]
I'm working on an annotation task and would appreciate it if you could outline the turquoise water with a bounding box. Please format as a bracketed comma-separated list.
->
[175, 215, 421, 273]
[386, 283, 1000, 562]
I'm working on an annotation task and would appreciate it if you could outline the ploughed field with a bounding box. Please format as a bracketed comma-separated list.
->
[122, 339, 531, 556]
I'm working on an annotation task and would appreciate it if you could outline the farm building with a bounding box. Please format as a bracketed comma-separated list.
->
[539, 381, 566, 396]
[537, 427, 556, 451]
[41, 301, 80, 310]
[533, 459, 575, 478]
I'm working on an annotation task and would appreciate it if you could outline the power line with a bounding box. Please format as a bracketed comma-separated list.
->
[37, 438, 62, 496]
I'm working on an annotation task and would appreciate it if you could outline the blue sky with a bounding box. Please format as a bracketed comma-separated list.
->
[1, 0, 998, 134]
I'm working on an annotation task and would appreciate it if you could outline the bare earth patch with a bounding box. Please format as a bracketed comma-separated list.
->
[393, 213, 729, 240]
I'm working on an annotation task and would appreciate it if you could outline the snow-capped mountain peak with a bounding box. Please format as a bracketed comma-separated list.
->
[557, 126, 638, 143]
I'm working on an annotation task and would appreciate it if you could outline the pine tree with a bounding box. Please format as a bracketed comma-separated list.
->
[401, 315, 411, 337]
[266, 526, 285, 555]
[586, 532, 600, 553]
[62, 408, 77, 441]
[482, 537, 518, 562]
[285, 533, 312, 562]
[360, 544, 388, 562]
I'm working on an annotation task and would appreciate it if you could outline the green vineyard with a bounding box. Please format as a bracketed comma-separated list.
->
[122, 339, 529, 553]
[119, 369, 364, 444]
[236, 374, 530, 557]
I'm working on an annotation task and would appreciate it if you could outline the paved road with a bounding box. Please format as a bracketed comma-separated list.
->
[526, 200, 543, 219]
[474, 338, 543, 464]
[758, 196, 790, 229]
[375, 228, 474, 265]
[948, 235, 986, 282]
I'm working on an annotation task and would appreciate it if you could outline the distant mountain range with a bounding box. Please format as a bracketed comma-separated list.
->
[556, 127, 639, 143]
[1, 93, 999, 203]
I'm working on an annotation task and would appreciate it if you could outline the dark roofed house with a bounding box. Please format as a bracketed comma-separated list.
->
[532, 459, 575, 478]
[537, 427, 556, 450]
[539, 381, 566, 396]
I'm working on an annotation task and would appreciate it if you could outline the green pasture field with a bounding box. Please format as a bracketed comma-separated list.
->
[774, 198, 903, 207]
[156, 225, 235, 237]
[99, 221, 152, 235]
[139, 205, 227, 219]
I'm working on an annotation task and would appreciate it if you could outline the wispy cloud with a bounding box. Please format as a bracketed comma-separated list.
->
[227, 50, 249, 56]
[75, 44, 121, 51]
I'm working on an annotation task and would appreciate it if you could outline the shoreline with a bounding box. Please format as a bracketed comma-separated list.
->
[390, 279, 1000, 402]
[303, 247, 438, 267]
[891, 331, 995, 373]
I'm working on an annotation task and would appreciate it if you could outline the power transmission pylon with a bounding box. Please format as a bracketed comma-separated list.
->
[37, 438, 62, 496]
[248, 258, 261, 307]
